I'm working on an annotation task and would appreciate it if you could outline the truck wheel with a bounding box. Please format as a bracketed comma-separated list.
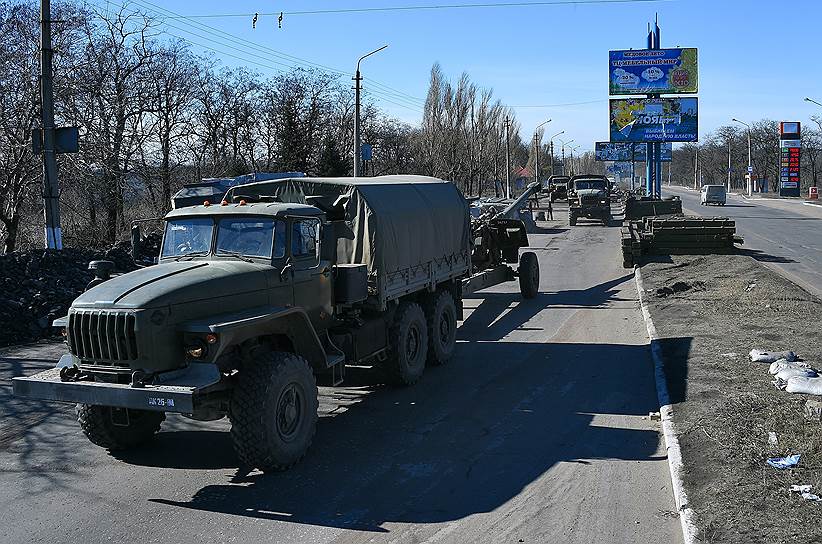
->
[384, 302, 428, 385]
[76, 404, 164, 450]
[569, 214, 577, 226]
[518, 251, 540, 299]
[425, 290, 457, 366]
[229, 352, 318, 472]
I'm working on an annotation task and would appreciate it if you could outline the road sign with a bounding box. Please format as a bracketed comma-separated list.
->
[609, 48, 698, 95]
[747, 166, 753, 173]
[609, 98, 698, 143]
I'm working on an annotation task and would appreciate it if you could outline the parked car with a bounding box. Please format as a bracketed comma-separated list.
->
[701, 184, 726, 206]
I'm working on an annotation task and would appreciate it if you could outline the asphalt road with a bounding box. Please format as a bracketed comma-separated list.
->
[0, 205, 680, 544]
[665, 185, 822, 298]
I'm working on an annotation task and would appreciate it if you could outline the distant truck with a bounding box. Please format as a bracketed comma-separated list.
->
[568, 174, 611, 226]
[171, 172, 305, 209]
[544, 175, 569, 202]
[14, 176, 540, 472]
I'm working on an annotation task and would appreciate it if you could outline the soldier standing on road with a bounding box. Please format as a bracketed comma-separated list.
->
[547, 198, 553, 220]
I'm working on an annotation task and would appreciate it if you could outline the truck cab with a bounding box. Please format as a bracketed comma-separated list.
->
[568, 174, 611, 226]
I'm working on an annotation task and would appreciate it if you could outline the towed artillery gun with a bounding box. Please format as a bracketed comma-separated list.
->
[14, 175, 539, 472]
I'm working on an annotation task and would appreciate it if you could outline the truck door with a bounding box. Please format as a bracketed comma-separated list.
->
[289, 218, 333, 329]
[267, 219, 294, 306]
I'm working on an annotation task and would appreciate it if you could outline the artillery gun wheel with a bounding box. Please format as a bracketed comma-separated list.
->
[518, 251, 540, 299]
[425, 290, 457, 366]
[76, 404, 164, 450]
[229, 352, 318, 472]
[383, 302, 428, 385]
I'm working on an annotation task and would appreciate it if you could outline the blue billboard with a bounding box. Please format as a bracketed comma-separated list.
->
[609, 98, 698, 143]
[609, 48, 698, 95]
[596, 142, 672, 161]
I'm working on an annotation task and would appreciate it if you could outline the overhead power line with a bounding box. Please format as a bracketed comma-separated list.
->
[169, 0, 672, 19]
[511, 99, 607, 107]
[131, 0, 426, 104]
[86, 0, 425, 107]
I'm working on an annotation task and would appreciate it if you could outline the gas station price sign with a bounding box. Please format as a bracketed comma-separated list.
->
[779, 121, 801, 197]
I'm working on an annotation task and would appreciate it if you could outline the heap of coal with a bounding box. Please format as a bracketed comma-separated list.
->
[0, 245, 142, 347]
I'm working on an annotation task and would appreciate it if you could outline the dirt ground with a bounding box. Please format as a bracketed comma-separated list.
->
[640, 253, 822, 544]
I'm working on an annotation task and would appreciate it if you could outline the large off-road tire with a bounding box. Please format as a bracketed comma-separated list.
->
[229, 351, 318, 472]
[424, 289, 457, 366]
[383, 302, 428, 385]
[518, 251, 540, 299]
[569, 213, 577, 226]
[76, 404, 164, 450]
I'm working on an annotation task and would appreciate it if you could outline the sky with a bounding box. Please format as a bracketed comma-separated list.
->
[100, 0, 822, 153]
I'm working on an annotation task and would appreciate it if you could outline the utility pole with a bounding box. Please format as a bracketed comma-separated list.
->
[353, 45, 387, 177]
[727, 139, 732, 192]
[549, 130, 564, 177]
[40, 0, 62, 249]
[504, 116, 511, 198]
[732, 118, 752, 196]
[694, 146, 698, 189]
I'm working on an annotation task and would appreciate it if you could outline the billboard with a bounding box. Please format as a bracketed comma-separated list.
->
[595, 142, 632, 161]
[609, 98, 698, 143]
[633, 142, 672, 162]
[609, 48, 698, 95]
[595, 142, 672, 161]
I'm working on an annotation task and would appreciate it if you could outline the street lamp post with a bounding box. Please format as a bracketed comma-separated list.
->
[559, 138, 573, 176]
[732, 118, 752, 196]
[549, 130, 564, 176]
[570, 145, 580, 175]
[533, 119, 551, 186]
[805, 97, 822, 108]
[353, 45, 388, 177]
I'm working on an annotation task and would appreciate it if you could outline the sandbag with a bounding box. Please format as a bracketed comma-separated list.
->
[786, 376, 822, 395]
[769, 359, 811, 375]
[750, 349, 798, 363]
[776, 367, 818, 381]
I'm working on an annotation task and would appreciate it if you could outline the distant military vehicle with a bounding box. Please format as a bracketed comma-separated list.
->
[15, 176, 540, 472]
[171, 172, 304, 209]
[545, 175, 569, 202]
[568, 174, 611, 226]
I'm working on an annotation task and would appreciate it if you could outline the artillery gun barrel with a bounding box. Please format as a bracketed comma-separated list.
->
[499, 182, 541, 219]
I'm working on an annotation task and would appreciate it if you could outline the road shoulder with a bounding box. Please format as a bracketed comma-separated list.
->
[636, 253, 822, 543]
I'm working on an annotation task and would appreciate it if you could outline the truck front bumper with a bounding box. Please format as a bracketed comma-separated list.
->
[12, 360, 223, 414]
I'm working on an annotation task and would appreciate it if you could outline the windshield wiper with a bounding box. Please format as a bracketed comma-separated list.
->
[173, 251, 209, 261]
[215, 250, 255, 263]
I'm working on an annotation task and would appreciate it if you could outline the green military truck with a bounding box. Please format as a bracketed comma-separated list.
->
[14, 176, 539, 472]
[567, 174, 612, 226]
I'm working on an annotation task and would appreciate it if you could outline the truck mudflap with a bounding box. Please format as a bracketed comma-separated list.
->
[12, 360, 222, 414]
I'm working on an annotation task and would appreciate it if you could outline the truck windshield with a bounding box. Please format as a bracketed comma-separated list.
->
[706, 186, 725, 195]
[575, 181, 607, 190]
[216, 217, 283, 259]
[161, 218, 213, 258]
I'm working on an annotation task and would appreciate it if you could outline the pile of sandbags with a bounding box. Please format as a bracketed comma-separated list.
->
[750, 349, 822, 395]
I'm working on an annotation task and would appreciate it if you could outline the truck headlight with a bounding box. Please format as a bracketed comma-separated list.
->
[600, 199, 607, 204]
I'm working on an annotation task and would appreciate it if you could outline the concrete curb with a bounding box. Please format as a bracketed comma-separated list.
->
[634, 266, 698, 544]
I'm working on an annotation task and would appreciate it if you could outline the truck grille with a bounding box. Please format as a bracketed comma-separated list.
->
[67, 310, 139, 363]
[581, 195, 600, 206]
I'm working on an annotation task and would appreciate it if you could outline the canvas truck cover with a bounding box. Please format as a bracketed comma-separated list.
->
[225, 176, 472, 301]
